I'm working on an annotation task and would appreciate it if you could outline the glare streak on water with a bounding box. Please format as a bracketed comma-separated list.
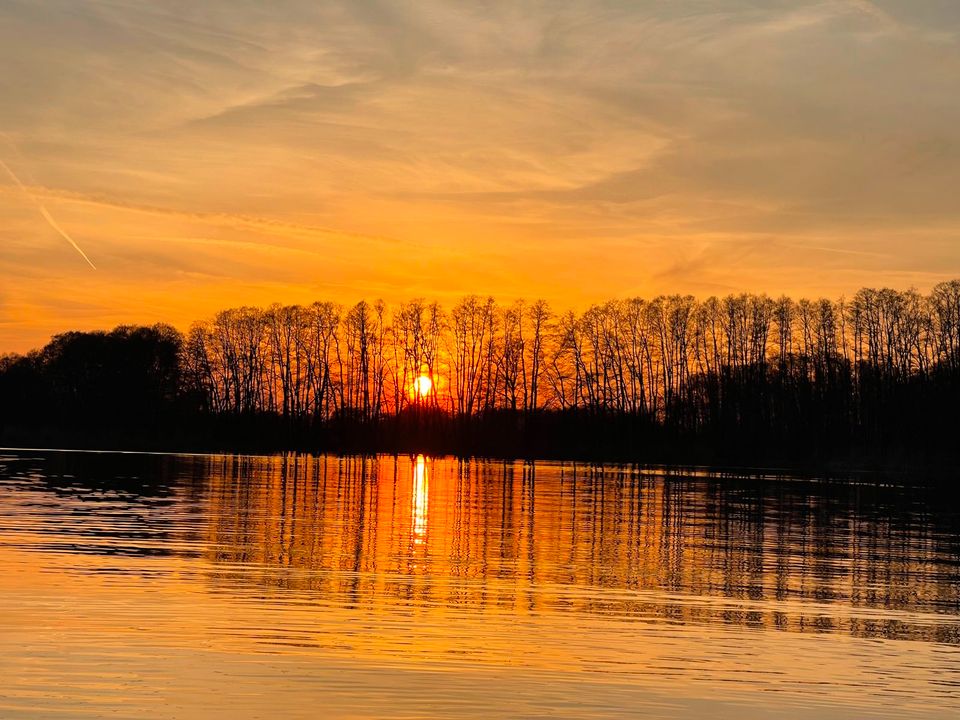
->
[1, 451, 959, 718]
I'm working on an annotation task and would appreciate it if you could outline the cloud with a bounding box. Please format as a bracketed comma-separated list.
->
[843, 0, 900, 29]
[1, 0, 959, 351]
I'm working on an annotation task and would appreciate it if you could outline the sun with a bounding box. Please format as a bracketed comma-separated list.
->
[414, 374, 433, 398]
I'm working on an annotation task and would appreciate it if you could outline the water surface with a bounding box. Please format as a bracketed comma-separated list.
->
[1, 450, 959, 718]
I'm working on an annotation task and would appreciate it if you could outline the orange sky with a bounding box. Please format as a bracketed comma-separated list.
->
[2, 1, 960, 352]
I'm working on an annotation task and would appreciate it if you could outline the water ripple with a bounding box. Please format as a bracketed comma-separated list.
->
[1, 451, 959, 718]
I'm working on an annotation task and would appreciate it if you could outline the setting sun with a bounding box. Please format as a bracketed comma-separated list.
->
[414, 375, 433, 398]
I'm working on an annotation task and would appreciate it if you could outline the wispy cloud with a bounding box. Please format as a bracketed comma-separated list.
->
[843, 0, 901, 30]
[0, 0, 959, 351]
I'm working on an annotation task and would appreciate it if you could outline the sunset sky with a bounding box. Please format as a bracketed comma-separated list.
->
[2, 0, 959, 352]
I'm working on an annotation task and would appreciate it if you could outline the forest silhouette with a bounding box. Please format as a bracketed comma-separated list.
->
[2, 281, 959, 469]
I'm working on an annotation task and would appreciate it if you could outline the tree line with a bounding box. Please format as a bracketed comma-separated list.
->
[2, 281, 959, 465]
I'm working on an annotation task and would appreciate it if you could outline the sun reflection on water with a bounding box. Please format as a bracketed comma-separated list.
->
[412, 454, 428, 546]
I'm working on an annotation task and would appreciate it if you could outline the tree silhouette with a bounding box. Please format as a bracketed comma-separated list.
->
[2, 282, 959, 467]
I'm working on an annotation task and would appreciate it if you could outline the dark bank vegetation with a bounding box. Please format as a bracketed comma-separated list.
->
[2, 282, 959, 470]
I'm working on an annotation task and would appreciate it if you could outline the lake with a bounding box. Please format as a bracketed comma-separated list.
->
[1, 450, 959, 718]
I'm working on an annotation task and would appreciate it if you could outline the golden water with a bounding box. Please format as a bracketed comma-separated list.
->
[1, 451, 959, 718]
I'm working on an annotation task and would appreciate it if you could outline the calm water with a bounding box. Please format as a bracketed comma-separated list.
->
[1, 451, 960, 718]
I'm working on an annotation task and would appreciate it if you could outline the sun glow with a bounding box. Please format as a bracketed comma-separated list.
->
[413, 374, 433, 398]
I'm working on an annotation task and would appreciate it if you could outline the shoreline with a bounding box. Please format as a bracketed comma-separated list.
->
[3, 432, 956, 483]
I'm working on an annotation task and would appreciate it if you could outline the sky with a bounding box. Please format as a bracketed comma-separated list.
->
[1, 0, 959, 352]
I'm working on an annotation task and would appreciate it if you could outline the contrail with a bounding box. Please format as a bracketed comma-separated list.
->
[0, 154, 97, 270]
